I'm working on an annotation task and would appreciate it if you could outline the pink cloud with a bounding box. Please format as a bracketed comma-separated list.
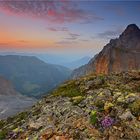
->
[0, 0, 103, 24]
[47, 26, 81, 40]
[69, 33, 80, 37]
[47, 27, 69, 32]
[18, 40, 29, 43]
[47, 27, 58, 32]
[64, 33, 81, 40]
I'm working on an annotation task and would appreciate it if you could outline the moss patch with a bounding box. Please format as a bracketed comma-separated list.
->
[0, 129, 7, 140]
[129, 99, 140, 117]
[53, 80, 83, 97]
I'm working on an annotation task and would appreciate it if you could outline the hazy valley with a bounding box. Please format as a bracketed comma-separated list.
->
[0, 55, 71, 98]
[0, 76, 36, 119]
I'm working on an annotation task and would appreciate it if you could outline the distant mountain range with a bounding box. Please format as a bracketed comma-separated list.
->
[0, 76, 36, 119]
[72, 24, 140, 78]
[0, 55, 71, 98]
[0, 52, 68, 64]
[0, 52, 91, 69]
[63, 56, 91, 69]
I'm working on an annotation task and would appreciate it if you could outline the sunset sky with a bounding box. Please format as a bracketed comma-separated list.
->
[0, 0, 140, 60]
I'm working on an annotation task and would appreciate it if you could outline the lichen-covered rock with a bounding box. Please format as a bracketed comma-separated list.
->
[104, 102, 114, 113]
[119, 110, 135, 121]
[129, 99, 140, 117]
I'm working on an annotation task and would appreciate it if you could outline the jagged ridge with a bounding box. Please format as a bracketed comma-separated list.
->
[72, 24, 140, 78]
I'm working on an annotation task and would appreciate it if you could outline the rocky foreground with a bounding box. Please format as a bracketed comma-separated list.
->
[0, 71, 140, 140]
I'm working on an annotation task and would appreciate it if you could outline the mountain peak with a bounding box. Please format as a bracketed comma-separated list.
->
[72, 24, 140, 77]
[120, 24, 140, 38]
[125, 24, 140, 32]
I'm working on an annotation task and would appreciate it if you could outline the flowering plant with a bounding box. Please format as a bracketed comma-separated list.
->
[101, 116, 114, 128]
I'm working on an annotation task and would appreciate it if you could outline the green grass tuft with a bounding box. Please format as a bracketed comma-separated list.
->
[90, 110, 97, 125]
[53, 80, 83, 97]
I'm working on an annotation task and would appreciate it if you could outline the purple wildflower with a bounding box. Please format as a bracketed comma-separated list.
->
[101, 116, 114, 128]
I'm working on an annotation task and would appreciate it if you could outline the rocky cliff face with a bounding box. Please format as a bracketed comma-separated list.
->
[0, 71, 140, 139]
[72, 24, 140, 78]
